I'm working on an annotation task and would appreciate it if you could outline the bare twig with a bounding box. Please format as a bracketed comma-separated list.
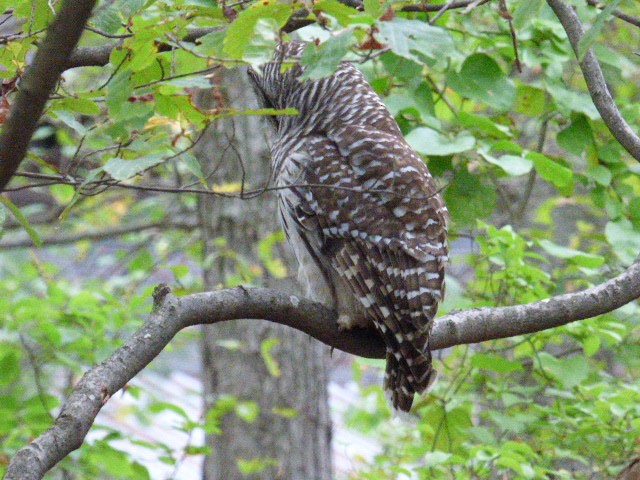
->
[547, 0, 640, 162]
[0, 220, 197, 249]
[5, 256, 640, 480]
[585, 0, 640, 29]
[0, 0, 97, 191]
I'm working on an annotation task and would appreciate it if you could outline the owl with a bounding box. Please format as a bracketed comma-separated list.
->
[248, 41, 448, 411]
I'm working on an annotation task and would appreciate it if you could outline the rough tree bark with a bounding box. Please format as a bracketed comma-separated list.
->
[196, 68, 332, 480]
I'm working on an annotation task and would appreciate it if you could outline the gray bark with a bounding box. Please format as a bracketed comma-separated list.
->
[196, 68, 332, 480]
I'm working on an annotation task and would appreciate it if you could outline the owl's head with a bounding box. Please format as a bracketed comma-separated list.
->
[247, 41, 307, 126]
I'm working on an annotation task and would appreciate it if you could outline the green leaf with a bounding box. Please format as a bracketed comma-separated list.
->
[538, 239, 604, 268]
[106, 70, 133, 119]
[181, 152, 207, 185]
[260, 338, 281, 377]
[447, 54, 515, 112]
[363, 0, 383, 18]
[480, 153, 533, 176]
[577, 0, 623, 60]
[223, 2, 294, 60]
[527, 152, 573, 193]
[378, 18, 454, 66]
[585, 165, 612, 186]
[537, 352, 589, 389]
[52, 97, 102, 116]
[236, 401, 260, 423]
[0, 196, 42, 247]
[405, 127, 475, 156]
[582, 336, 601, 357]
[512, 0, 544, 29]
[514, 85, 546, 116]
[0, 351, 20, 386]
[300, 31, 355, 80]
[605, 218, 640, 265]
[557, 114, 594, 155]
[444, 169, 496, 226]
[103, 154, 165, 181]
[242, 18, 279, 68]
[314, 0, 370, 25]
[471, 353, 523, 374]
[459, 112, 511, 139]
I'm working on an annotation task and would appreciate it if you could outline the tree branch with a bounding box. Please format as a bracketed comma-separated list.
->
[0, 0, 97, 192]
[65, 1, 493, 69]
[547, 0, 640, 162]
[5, 258, 640, 480]
[585, 0, 640, 29]
[0, 220, 197, 249]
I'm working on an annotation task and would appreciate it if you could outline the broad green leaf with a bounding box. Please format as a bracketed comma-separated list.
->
[577, 0, 623, 60]
[605, 218, 640, 265]
[538, 239, 605, 268]
[585, 165, 612, 186]
[557, 114, 594, 155]
[300, 31, 355, 80]
[106, 70, 133, 118]
[514, 85, 546, 116]
[527, 152, 573, 192]
[103, 154, 165, 181]
[405, 127, 475, 156]
[546, 82, 600, 119]
[582, 336, 601, 357]
[481, 153, 533, 176]
[378, 18, 454, 66]
[459, 112, 511, 139]
[314, 0, 372, 25]
[0, 351, 20, 386]
[471, 353, 523, 374]
[52, 97, 102, 116]
[181, 152, 207, 185]
[512, 0, 544, 29]
[223, 2, 295, 60]
[444, 169, 496, 225]
[447, 54, 515, 112]
[537, 352, 589, 389]
[242, 18, 279, 68]
[0, 196, 42, 247]
[363, 0, 383, 18]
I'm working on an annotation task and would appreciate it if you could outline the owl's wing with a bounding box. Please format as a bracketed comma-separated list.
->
[295, 126, 448, 411]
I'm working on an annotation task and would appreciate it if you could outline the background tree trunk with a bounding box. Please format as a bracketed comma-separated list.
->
[196, 68, 333, 480]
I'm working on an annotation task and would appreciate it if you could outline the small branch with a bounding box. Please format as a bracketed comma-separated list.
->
[5, 257, 640, 480]
[402, 0, 491, 14]
[65, 1, 494, 69]
[547, 0, 640, 162]
[0, 0, 97, 191]
[585, 0, 640, 29]
[0, 220, 197, 250]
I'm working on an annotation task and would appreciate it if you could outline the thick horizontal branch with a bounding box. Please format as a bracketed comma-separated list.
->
[66, 1, 492, 69]
[5, 258, 640, 480]
[547, 0, 640, 162]
[0, 0, 97, 191]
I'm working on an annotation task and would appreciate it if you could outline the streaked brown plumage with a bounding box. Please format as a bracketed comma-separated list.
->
[248, 41, 448, 411]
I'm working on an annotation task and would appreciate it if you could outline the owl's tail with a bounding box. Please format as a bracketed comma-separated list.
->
[383, 340, 436, 412]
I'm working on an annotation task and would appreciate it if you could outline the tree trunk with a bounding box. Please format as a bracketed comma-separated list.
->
[196, 68, 333, 480]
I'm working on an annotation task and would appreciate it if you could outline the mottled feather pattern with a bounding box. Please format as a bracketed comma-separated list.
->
[248, 41, 448, 411]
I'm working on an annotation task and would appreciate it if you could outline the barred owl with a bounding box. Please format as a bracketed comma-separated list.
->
[248, 41, 448, 411]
